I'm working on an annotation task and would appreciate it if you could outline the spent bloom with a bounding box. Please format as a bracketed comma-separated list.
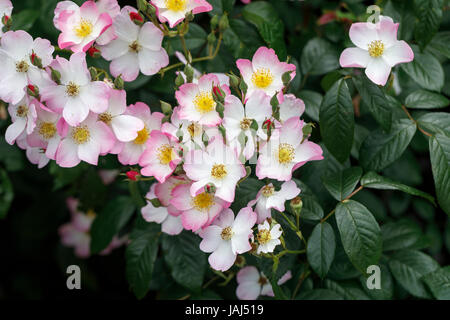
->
[199, 207, 256, 272]
[236, 47, 296, 98]
[151, 0, 213, 28]
[41, 52, 110, 127]
[100, 6, 169, 82]
[248, 180, 301, 224]
[339, 15, 414, 86]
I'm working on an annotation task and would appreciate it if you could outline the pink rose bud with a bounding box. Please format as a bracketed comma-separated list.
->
[126, 170, 139, 181]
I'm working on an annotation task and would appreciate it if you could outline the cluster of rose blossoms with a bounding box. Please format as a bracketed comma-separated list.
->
[0, 0, 415, 300]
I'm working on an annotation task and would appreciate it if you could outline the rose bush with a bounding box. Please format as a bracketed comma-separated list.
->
[0, 0, 449, 300]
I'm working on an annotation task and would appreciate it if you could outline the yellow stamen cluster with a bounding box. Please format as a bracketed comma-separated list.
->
[98, 112, 113, 125]
[368, 40, 385, 58]
[134, 127, 149, 145]
[165, 0, 187, 11]
[39, 122, 57, 140]
[129, 40, 142, 53]
[221, 226, 233, 240]
[194, 92, 216, 114]
[252, 68, 273, 89]
[240, 118, 252, 130]
[72, 126, 90, 145]
[278, 143, 295, 164]
[261, 185, 275, 198]
[66, 82, 80, 97]
[192, 192, 215, 212]
[157, 144, 174, 165]
[74, 19, 93, 38]
[15, 60, 29, 73]
[16, 105, 28, 118]
[257, 229, 271, 245]
[211, 164, 227, 179]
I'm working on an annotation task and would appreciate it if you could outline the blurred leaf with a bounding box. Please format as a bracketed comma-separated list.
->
[360, 171, 435, 204]
[324, 279, 370, 300]
[388, 250, 439, 298]
[90, 196, 135, 254]
[298, 90, 322, 122]
[417, 112, 450, 137]
[0, 137, 24, 172]
[319, 79, 354, 163]
[125, 218, 160, 299]
[427, 31, 450, 59]
[161, 231, 207, 293]
[208, 0, 236, 15]
[49, 162, 87, 191]
[11, 9, 39, 31]
[381, 219, 424, 252]
[300, 38, 339, 76]
[322, 167, 362, 201]
[429, 134, 450, 216]
[405, 90, 449, 109]
[296, 289, 343, 300]
[335, 200, 382, 273]
[0, 169, 13, 219]
[231, 177, 265, 212]
[359, 119, 417, 172]
[307, 222, 336, 278]
[423, 266, 450, 300]
[414, 0, 443, 49]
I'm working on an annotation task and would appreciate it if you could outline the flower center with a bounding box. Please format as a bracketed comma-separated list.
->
[39, 122, 57, 140]
[221, 226, 233, 240]
[252, 68, 273, 89]
[16, 105, 28, 118]
[258, 276, 268, 285]
[240, 118, 252, 130]
[157, 144, 174, 165]
[129, 40, 142, 53]
[66, 82, 80, 97]
[368, 40, 385, 58]
[188, 122, 202, 137]
[192, 192, 215, 212]
[134, 127, 149, 145]
[261, 185, 275, 198]
[74, 19, 93, 38]
[72, 126, 90, 145]
[211, 164, 227, 180]
[194, 92, 216, 114]
[165, 0, 187, 11]
[16, 60, 29, 73]
[278, 143, 295, 164]
[257, 229, 271, 245]
[98, 112, 113, 125]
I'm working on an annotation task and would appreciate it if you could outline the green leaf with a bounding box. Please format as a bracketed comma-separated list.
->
[242, 2, 287, 59]
[429, 134, 450, 216]
[400, 50, 444, 92]
[352, 75, 392, 131]
[296, 289, 343, 300]
[427, 31, 450, 59]
[322, 167, 363, 201]
[359, 119, 417, 172]
[414, 0, 443, 49]
[381, 219, 424, 252]
[307, 222, 336, 278]
[405, 90, 449, 109]
[298, 90, 322, 122]
[90, 197, 136, 254]
[291, 179, 324, 220]
[360, 171, 435, 205]
[168, 23, 207, 52]
[208, 0, 236, 15]
[125, 218, 161, 299]
[319, 78, 354, 163]
[269, 275, 288, 300]
[423, 266, 450, 300]
[161, 231, 207, 292]
[12, 9, 40, 31]
[388, 250, 439, 298]
[417, 113, 450, 137]
[0, 169, 13, 219]
[232, 177, 265, 212]
[324, 279, 370, 300]
[335, 200, 382, 273]
[300, 38, 339, 76]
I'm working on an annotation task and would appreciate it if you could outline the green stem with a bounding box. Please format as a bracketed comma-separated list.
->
[321, 185, 364, 223]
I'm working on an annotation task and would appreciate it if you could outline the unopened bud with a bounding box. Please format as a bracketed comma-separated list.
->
[126, 170, 139, 181]
[137, 0, 149, 12]
[212, 85, 225, 103]
[185, 11, 195, 22]
[150, 198, 162, 207]
[302, 123, 314, 138]
[27, 84, 39, 98]
[160, 100, 172, 115]
[175, 72, 185, 86]
[184, 64, 194, 83]
[290, 197, 303, 216]
[239, 80, 248, 95]
[204, 184, 216, 194]
[207, 32, 216, 45]
[215, 101, 224, 118]
[30, 52, 42, 68]
[210, 15, 219, 30]
[129, 11, 144, 25]
[219, 14, 229, 31]
[270, 93, 279, 111]
[228, 73, 240, 87]
[89, 67, 98, 79]
[51, 68, 61, 85]
[87, 46, 101, 58]
[2, 14, 11, 27]
[282, 71, 292, 86]
[114, 75, 124, 90]
[146, 3, 156, 16]
[235, 255, 246, 267]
